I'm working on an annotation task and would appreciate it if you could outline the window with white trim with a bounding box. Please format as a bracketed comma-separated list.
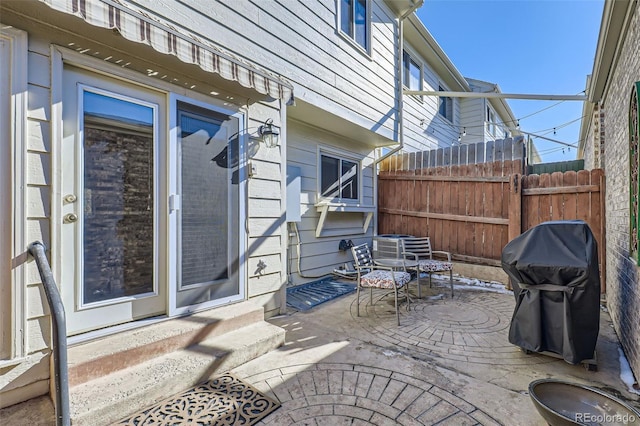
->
[438, 85, 453, 122]
[487, 106, 496, 137]
[320, 152, 360, 202]
[339, 0, 369, 51]
[403, 50, 422, 91]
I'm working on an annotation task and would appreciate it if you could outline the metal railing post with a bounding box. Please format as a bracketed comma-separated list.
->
[27, 241, 70, 426]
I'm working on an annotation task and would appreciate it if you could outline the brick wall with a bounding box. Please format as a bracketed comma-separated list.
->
[602, 2, 640, 382]
[583, 104, 605, 170]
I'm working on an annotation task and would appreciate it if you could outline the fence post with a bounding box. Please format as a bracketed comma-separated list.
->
[506, 173, 523, 291]
[508, 173, 522, 243]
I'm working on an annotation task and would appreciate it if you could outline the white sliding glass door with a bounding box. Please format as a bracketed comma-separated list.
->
[169, 97, 245, 315]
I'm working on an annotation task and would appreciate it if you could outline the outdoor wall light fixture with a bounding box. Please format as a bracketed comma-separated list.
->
[259, 118, 279, 148]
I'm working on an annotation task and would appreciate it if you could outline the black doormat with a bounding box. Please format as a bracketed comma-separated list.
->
[286, 278, 357, 311]
[117, 373, 280, 425]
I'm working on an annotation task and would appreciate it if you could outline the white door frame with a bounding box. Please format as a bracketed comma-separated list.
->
[59, 67, 167, 335]
[168, 93, 247, 316]
[1, 25, 28, 360]
[51, 47, 248, 335]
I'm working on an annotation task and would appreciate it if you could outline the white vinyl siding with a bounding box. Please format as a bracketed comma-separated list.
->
[401, 43, 460, 152]
[459, 98, 485, 144]
[287, 121, 374, 285]
[132, 0, 399, 142]
[0, 32, 51, 409]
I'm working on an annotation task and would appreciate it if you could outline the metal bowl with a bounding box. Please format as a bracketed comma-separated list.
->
[529, 379, 640, 425]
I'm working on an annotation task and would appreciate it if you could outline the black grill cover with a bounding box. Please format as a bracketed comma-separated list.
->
[501, 220, 600, 364]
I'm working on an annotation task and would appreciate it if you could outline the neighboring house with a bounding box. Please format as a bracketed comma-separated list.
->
[578, 0, 640, 382]
[400, 15, 519, 155]
[463, 78, 517, 144]
[0, 0, 424, 417]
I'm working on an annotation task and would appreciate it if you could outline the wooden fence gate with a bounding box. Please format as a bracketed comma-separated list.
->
[378, 167, 606, 290]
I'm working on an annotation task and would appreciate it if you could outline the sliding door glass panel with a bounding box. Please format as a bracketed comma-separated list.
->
[176, 102, 239, 308]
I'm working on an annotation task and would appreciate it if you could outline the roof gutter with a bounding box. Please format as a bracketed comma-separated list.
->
[404, 90, 588, 101]
[587, 0, 633, 104]
[375, 0, 424, 165]
[406, 14, 469, 92]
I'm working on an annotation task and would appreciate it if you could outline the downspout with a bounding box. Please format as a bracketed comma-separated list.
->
[373, 1, 422, 235]
[375, 0, 423, 167]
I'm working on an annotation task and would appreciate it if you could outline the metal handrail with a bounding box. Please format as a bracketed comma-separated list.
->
[27, 241, 70, 426]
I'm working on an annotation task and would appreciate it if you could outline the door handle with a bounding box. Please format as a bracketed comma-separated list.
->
[64, 213, 78, 223]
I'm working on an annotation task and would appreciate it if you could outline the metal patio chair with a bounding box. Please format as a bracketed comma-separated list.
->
[373, 236, 421, 297]
[351, 243, 411, 325]
[402, 237, 454, 298]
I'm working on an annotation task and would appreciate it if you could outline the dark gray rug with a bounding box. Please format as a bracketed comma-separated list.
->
[287, 278, 357, 311]
[117, 373, 280, 425]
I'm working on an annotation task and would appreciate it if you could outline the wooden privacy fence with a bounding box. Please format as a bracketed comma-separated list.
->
[378, 167, 606, 290]
[379, 136, 526, 172]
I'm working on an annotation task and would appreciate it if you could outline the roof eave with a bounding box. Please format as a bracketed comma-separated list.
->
[384, 0, 424, 18]
[587, 0, 633, 103]
[404, 14, 470, 92]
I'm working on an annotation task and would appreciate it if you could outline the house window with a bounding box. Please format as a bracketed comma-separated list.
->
[320, 153, 360, 202]
[487, 106, 496, 136]
[340, 0, 369, 51]
[438, 85, 453, 121]
[403, 51, 421, 90]
[630, 82, 640, 264]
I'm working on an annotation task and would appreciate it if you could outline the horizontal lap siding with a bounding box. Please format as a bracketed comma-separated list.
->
[139, 0, 398, 137]
[246, 105, 286, 316]
[288, 121, 375, 285]
[459, 98, 485, 145]
[402, 58, 460, 153]
[1, 40, 52, 408]
[25, 45, 51, 354]
[127, 0, 400, 294]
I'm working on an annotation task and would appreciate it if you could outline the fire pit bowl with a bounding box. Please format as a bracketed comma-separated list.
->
[529, 379, 640, 425]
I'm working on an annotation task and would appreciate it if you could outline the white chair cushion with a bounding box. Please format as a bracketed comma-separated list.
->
[418, 259, 453, 272]
[360, 270, 411, 289]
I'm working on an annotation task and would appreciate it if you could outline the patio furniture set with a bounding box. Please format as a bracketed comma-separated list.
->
[350, 236, 453, 325]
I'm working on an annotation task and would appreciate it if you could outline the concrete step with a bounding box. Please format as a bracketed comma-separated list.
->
[69, 320, 285, 425]
[68, 300, 266, 387]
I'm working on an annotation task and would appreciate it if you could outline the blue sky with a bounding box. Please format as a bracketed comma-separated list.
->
[416, 0, 604, 163]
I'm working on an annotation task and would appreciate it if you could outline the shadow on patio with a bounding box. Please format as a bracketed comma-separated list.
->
[232, 277, 640, 425]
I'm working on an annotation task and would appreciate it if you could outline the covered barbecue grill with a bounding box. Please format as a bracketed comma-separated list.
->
[501, 220, 600, 365]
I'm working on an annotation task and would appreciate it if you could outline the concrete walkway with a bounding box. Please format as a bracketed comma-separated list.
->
[232, 278, 640, 425]
[2, 277, 639, 425]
